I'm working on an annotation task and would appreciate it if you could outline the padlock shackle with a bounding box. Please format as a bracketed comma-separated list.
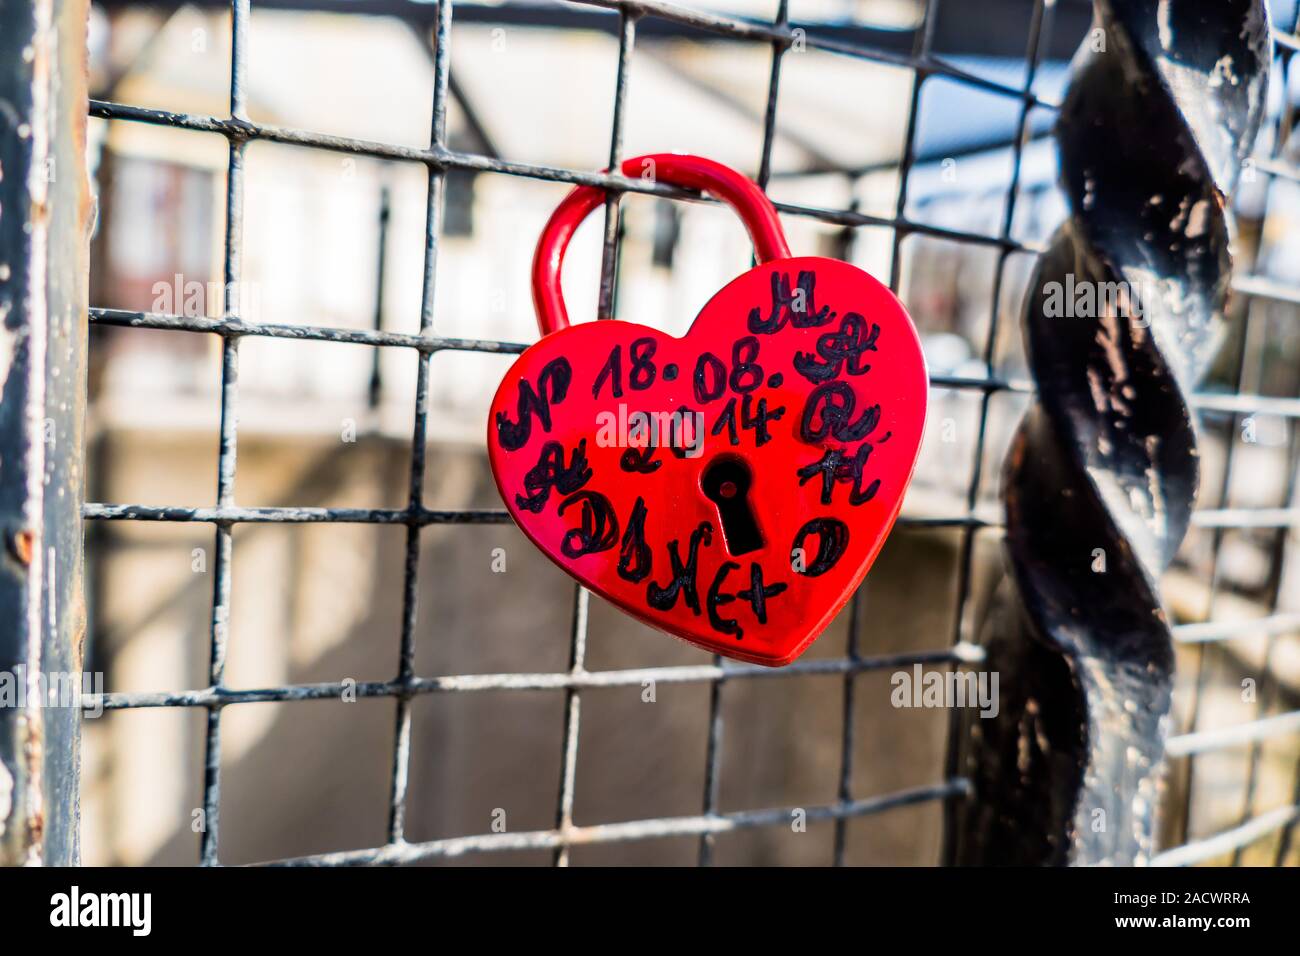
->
[531, 153, 791, 336]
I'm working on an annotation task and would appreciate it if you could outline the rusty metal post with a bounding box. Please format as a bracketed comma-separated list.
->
[0, 0, 91, 865]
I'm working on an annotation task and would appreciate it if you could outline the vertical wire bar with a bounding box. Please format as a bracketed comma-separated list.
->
[831, 185, 865, 862]
[696, 668, 726, 866]
[937, 0, 1053, 866]
[699, 0, 789, 868]
[387, 0, 453, 845]
[552, 11, 636, 867]
[552, 586, 590, 866]
[831, 584, 864, 864]
[885, 0, 939, 293]
[595, 13, 635, 320]
[756, 0, 789, 190]
[827, 0, 939, 867]
[369, 184, 392, 410]
[200, 0, 251, 867]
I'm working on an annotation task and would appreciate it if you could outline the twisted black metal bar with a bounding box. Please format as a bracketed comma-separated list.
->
[952, 0, 1271, 865]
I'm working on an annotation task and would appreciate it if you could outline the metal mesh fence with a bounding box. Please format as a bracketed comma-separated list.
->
[80, 0, 1300, 866]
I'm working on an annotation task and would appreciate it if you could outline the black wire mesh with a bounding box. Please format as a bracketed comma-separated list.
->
[81, 0, 1300, 866]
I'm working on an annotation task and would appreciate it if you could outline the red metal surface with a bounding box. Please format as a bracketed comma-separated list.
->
[532, 153, 791, 335]
[490, 155, 927, 666]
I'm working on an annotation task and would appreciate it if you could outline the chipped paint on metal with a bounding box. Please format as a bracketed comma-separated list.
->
[0, 0, 91, 866]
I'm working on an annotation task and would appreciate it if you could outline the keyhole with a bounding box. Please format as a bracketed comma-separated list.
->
[702, 456, 763, 556]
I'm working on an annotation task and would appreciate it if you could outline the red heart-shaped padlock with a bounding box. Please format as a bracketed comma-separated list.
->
[488, 154, 927, 666]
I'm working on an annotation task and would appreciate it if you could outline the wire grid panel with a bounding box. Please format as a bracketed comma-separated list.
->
[81, 0, 1299, 866]
[1157, 20, 1300, 866]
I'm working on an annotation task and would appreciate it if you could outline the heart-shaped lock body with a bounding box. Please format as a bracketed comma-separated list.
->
[488, 155, 927, 666]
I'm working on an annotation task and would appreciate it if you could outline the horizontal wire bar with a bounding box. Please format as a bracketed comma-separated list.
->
[933, 374, 1023, 393]
[80, 502, 993, 528]
[90, 99, 437, 161]
[1166, 709, 1300, 758]
[1272, 29, 1300, 54]
[90, 307, 525, 355]
[88, 63, 1300, 197]
[80, 502, 987, 528]
[1151, 803, 1300, 867]
[86, 643, 987, 711]
[126, 506, 984, 528]
[761, 197, 1041, 252]
[90, 308, 1010, 388]
[82, 503, 512, 524]
[1250, 155, 1300, 185]
[604, 0, 1061, 107]
[90, 308, 1300, 420]
[1190, 507, 1300, 529]
[259, 778, 972, 865]
[1190, 391, 1300, 419]
[84, 501, 1300, 531]
[1174, 613, 1300, 644]
[89, 99, 1039, 254]
[1232, 273, 1300, 306]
